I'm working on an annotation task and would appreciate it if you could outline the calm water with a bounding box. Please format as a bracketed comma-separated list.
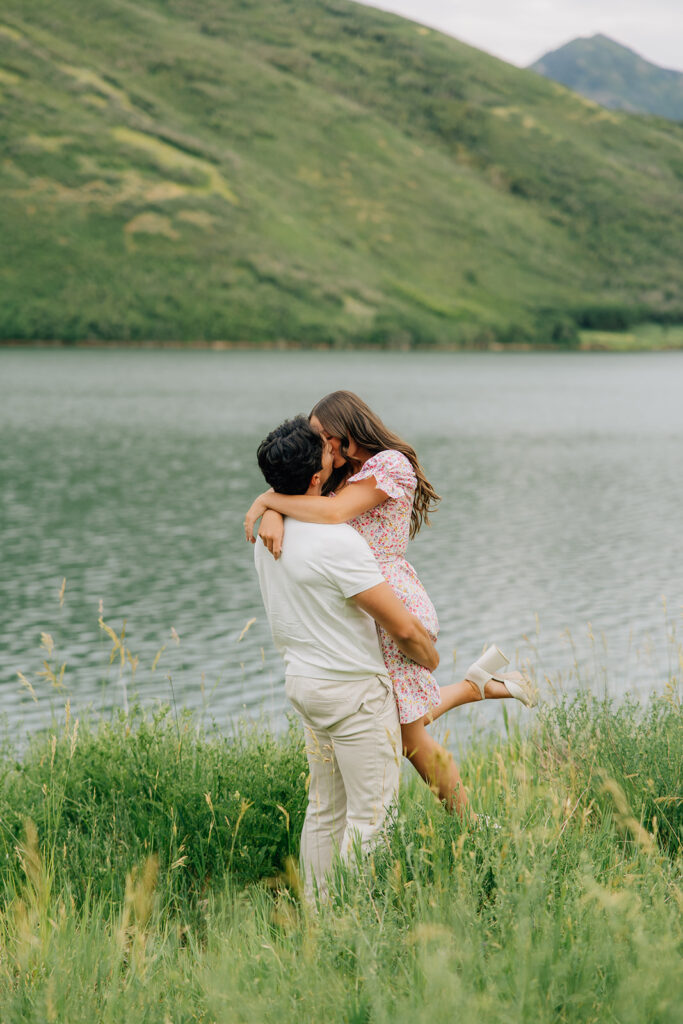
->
[2, 349, 682, 742]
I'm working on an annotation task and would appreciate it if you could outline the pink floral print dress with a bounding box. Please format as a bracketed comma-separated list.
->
[347, 450, 440, 724]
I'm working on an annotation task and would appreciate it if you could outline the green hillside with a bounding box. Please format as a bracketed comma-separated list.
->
[531, 35, 683, 122]
[1, 1, 682, 347]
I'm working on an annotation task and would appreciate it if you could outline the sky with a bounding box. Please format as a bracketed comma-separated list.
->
[353, 1, 683, 73]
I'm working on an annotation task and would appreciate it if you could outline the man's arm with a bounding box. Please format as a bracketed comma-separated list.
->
[352, 583, 439, 672]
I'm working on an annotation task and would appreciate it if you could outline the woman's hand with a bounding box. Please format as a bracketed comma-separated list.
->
[244, 493, 270, 543]
[258, 510, 285, 559]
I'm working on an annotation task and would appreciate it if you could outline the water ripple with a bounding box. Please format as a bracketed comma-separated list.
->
[1, 349, 682, 739]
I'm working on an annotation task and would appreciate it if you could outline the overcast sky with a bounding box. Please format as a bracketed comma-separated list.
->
[354, 1, 683, 73]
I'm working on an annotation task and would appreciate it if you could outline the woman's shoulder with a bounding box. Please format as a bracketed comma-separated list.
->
[350, 449, 416, 495]
[370, 449, 415, 476]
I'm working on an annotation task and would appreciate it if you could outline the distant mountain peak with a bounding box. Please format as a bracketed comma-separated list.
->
[591, 33, 633, 47]
[530, 35, 683, 120]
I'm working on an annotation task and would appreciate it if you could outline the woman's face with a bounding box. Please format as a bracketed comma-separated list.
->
[310, 414, 350, 468]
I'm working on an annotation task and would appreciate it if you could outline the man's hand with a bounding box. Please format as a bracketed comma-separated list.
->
[352, 583, 439, 672]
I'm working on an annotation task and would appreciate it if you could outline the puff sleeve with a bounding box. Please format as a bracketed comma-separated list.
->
[347, 450, 416, 500]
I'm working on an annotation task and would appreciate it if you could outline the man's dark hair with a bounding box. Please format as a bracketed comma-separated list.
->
[257, 416, 323, 495]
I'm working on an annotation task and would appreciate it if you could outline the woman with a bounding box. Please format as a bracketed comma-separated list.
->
[245, 391, 535, 816]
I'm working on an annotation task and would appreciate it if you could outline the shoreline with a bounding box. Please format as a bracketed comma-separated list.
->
[2, 331, 683, 354]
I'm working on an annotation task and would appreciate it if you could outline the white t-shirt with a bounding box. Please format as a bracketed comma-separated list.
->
[254, 519, 387, 681]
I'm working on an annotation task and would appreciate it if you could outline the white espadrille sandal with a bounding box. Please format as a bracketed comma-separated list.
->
[466, 645, 538, 708]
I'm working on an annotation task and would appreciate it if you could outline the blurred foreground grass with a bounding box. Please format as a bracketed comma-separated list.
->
[1, 689, 681, 1023]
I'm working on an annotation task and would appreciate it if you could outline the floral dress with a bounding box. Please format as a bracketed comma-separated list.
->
[347, 450, 440, 724]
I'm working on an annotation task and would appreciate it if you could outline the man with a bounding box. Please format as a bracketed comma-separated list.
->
[252, 416, 439, 899]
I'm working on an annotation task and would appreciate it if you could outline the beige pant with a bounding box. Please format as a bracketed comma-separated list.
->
[285, 673, 401, 900]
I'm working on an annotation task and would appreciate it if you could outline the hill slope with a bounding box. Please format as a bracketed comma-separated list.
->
[1, 1, 682, 346]
[530, 35, 683, 122]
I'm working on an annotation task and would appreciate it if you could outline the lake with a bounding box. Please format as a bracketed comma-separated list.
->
[2, 349, 682, 743]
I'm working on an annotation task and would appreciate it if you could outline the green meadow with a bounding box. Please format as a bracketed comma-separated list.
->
[1, 0, 682, 347]
[580, 323, 683, 350]
[1, 685, 681, 1022]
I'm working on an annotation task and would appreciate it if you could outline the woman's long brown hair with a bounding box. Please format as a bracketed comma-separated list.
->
[310, 390, 440, 539]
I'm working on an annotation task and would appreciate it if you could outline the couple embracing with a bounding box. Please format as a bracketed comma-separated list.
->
[246, 391, 535, 900]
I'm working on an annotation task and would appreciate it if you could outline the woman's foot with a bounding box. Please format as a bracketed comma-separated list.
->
[474, 813, 502, 831]
[466, 646, 538, 708]
[496, 671, 537, 708]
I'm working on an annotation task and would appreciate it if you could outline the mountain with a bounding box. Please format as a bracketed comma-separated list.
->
[1, 2, 682, 347]
[530, 35, 683, 122]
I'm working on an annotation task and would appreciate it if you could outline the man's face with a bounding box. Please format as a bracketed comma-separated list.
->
[318, 439, 334, 487]
[309, 416, 336, 488]
[310, 414, 347, 469]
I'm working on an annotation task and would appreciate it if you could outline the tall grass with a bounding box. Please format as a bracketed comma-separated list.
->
[0, 688, 680, 1022]
[0, 707, 308, 908]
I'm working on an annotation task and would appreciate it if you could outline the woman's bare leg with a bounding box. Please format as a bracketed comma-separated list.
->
[424, 673, 525, 726]
[400, 719, 469, 815]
